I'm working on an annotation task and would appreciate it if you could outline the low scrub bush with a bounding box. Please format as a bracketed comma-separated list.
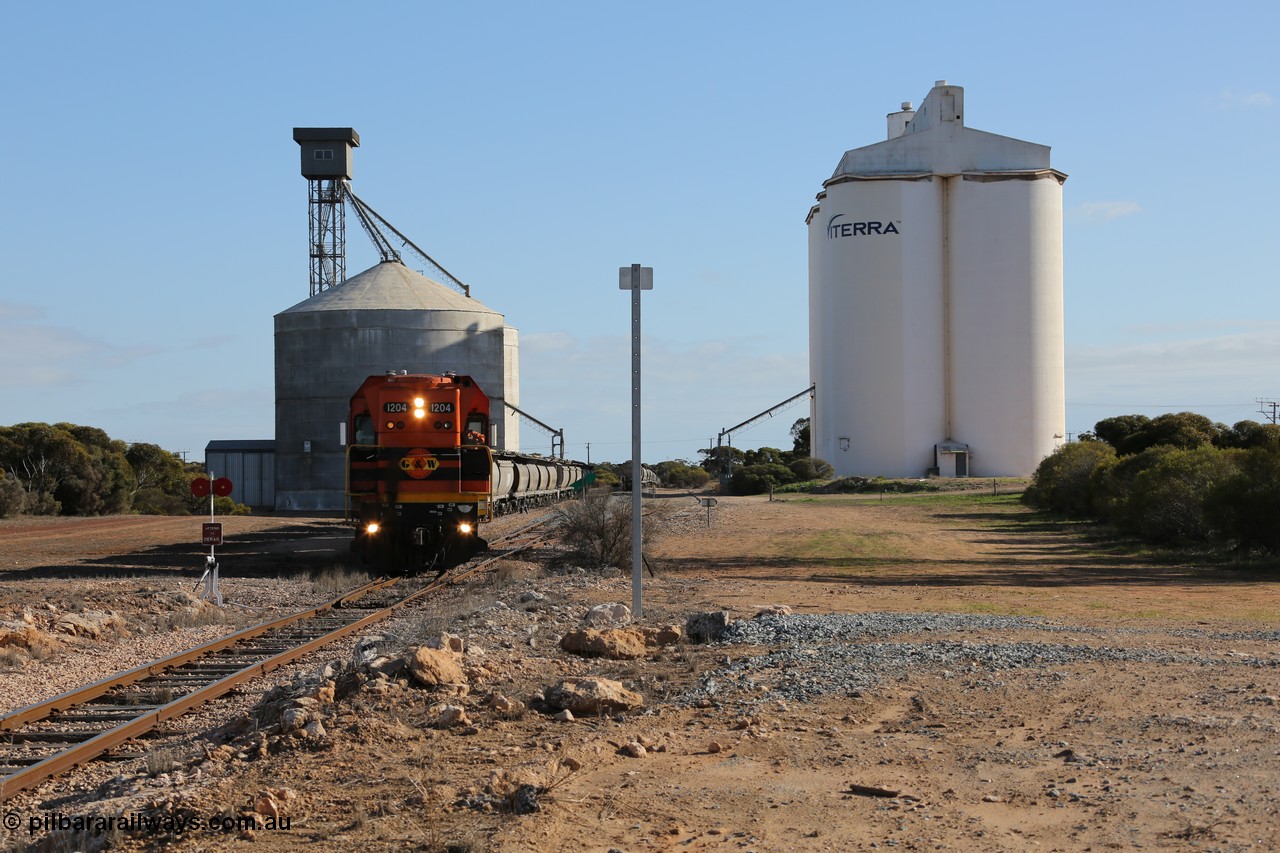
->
[1206, 447, 1280, 550]
[1022, 441, 1116, 516]
[1088, 446, 1176, 525]
[133, 487, 189, 515]
[1119, 446, 1237, 543]
[0, 473, 25, 517]
[1028, 435, 1280, 554]
[730, 463, 796, 495]
[213, 496, 252, 516]
[553, 491, 663, 571]
[788, 457, 834, 481]
[815, 476, 940, 495]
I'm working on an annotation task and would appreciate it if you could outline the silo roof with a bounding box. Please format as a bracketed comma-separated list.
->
[829, 81, 1055, 181]
[278, 261, 501, 316]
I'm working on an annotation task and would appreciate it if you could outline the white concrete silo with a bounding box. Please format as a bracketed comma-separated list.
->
[807, 81, 1065, 478]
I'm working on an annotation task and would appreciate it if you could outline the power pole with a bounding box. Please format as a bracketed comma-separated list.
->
[1258, 398, 1279, 425]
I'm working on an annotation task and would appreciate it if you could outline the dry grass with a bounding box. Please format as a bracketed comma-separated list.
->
[311, 564, 371, 595]
[404, 590, 490, 646]
[163, 604, 227, 631]
[144, 747, 181, 777]
[120, 686, 176, 707]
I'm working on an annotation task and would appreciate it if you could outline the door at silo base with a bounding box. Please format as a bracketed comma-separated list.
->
[935, 443, 970, 478]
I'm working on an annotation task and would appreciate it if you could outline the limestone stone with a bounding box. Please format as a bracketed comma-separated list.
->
[685, 611, 732, 643]
[544, 677, 643, 715]
[405, 646, 467, 688]
[560, 627, 648, 659]
[583, 603, 631, 626]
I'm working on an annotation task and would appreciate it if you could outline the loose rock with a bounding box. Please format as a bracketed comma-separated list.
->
[405, 646, 467, 689]
[544, 677, 644, 714]
[686, 611, 732, 643]
[584, 603, 632, 626]
[560, 627, 648, 659]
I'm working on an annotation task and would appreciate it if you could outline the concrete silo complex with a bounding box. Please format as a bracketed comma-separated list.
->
[807, 81, 1065, 478]
[275, 128, 519, 512]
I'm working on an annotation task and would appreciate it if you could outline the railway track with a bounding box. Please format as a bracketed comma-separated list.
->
[0, 513, 559, 802]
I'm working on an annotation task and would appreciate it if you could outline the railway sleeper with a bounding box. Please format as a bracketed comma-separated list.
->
[158, 670, 245, 679]
[62, 708, 162, 718]
[124, 673, 232, 682]
[52, 714, 149, 724]
[2, 730, 106, 744]
[1, 756, 51, 768]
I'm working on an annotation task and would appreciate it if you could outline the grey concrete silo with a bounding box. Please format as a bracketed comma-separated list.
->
[274, 260, 520, 512]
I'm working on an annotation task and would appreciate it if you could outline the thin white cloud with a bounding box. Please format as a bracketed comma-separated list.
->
[1070, 201, 1143, 223]
[1210, 89, 1273, 110]
[1120, 319, 1279, 338]
[0, 316, 160, 388]
[119, 386, 275, 414]
[520, 331, 575, 353]
[1069, 327, 1280, 406]
[0, 302, 44, 321]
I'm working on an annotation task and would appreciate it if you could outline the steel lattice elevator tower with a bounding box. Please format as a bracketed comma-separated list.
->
[292, 128, 360, 296]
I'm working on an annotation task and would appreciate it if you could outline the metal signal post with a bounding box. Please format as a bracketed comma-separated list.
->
[191, 474, 233, 606]
[620, 264, 653, 618]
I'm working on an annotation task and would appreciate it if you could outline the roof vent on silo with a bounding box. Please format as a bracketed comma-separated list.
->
[887, 100, 917, 139]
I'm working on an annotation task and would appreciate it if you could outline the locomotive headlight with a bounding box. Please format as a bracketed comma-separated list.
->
[413, 408, 426, 419]
[365, 522, 380, 535]
[413, 397, 425, 407]
[457, 522, 474, 535]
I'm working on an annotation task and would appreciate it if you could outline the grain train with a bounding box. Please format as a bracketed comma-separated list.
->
[345, 371, 587, 572]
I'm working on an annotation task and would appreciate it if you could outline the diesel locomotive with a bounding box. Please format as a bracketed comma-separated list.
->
[345, 371, 586, 572]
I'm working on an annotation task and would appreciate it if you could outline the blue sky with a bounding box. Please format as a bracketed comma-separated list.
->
[2, 1, 1277, 465]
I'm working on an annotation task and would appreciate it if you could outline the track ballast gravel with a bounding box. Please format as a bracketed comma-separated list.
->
[681, 612, 1280, 705]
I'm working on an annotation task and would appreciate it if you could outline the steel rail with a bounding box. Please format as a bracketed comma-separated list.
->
[0, 516, 560, 801]
[0, 603, 395, 800]
[0, 576, 390, 733]
[0, 577, 393, 800]
[417, 515, 559, 596]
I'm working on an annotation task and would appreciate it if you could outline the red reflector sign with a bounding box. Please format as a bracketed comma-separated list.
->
[212, 477, 233, 497]
[202, 522, 223, 546]
[190, 478, 210, 497]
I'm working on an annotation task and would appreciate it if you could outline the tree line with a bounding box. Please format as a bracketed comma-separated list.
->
[0, 422, 236, 518]
[1023, 412, 1280, 551]
[591, 419, 833, 495]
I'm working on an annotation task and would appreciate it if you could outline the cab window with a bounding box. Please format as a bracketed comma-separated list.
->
[353, 414, 376, 446]
[464, 414, 488, 444]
